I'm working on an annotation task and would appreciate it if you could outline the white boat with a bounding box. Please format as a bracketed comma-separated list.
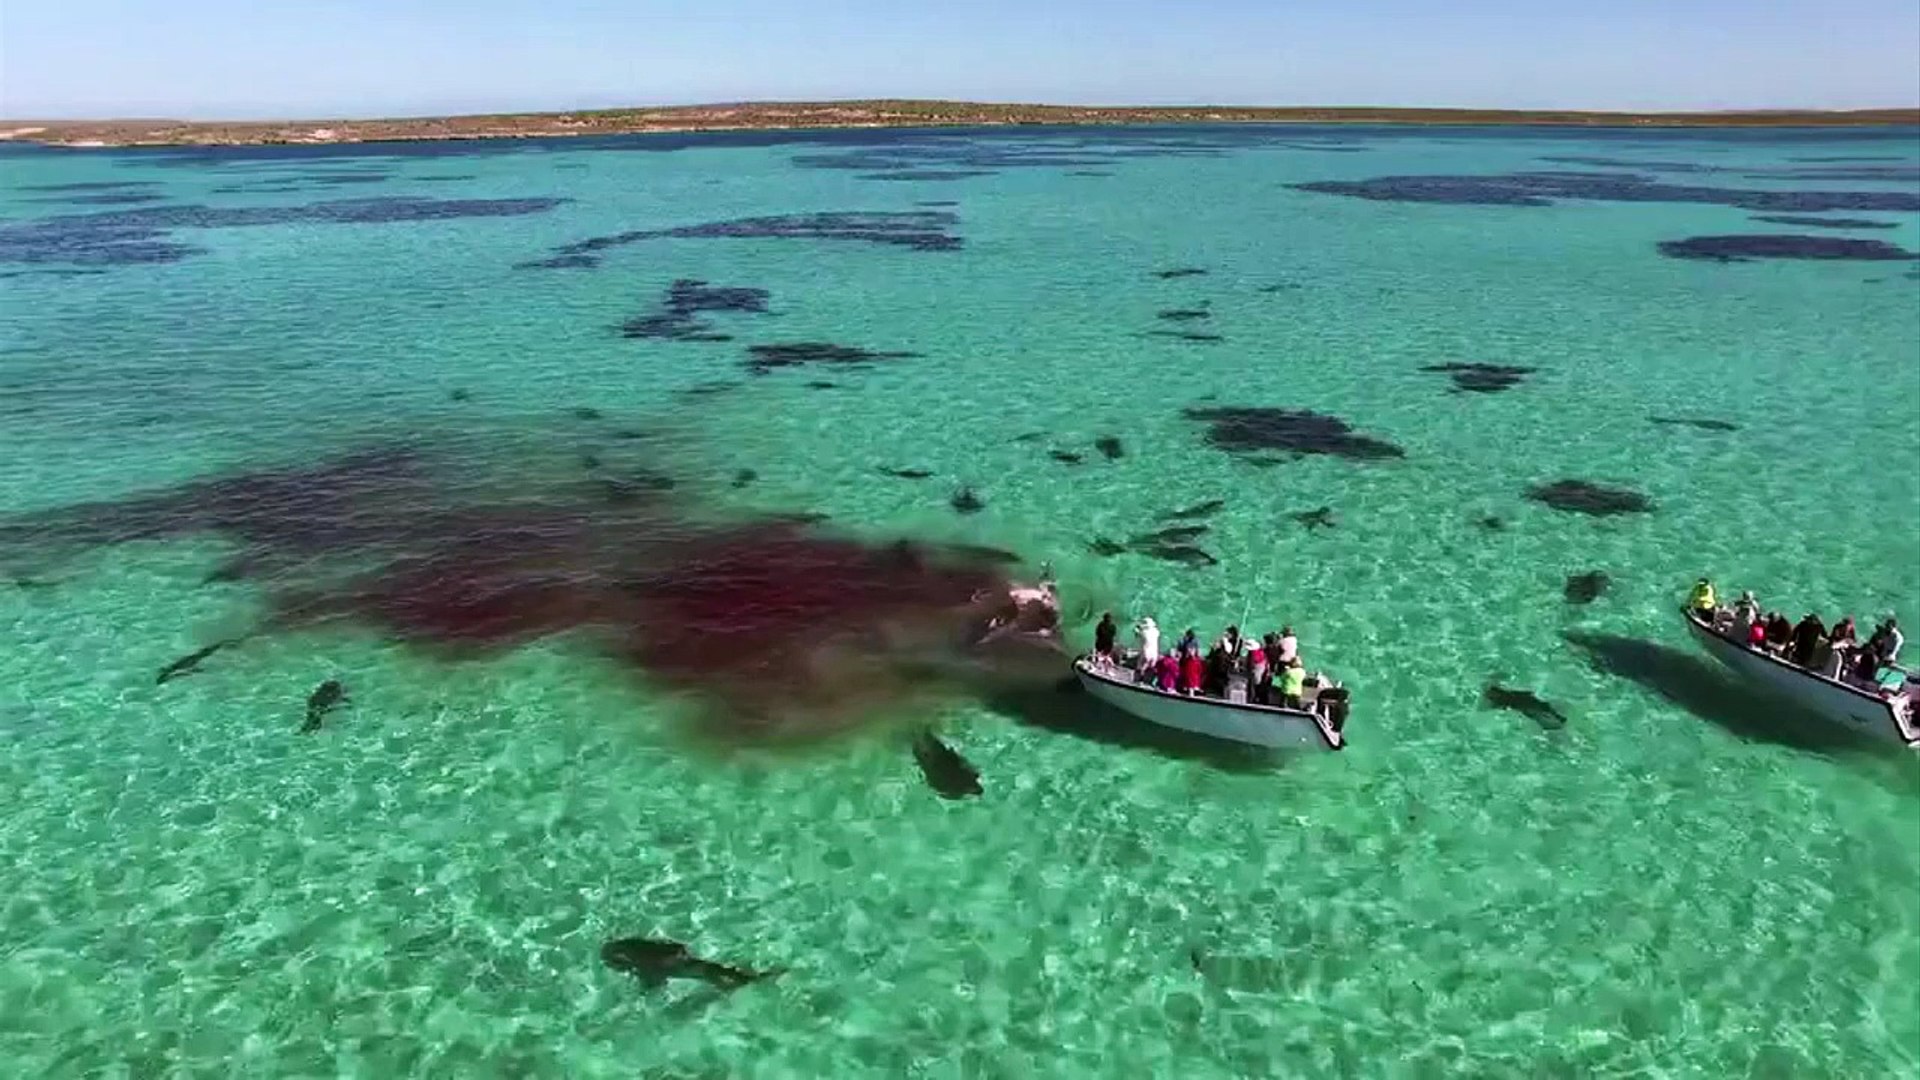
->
[1681, 607, 1918, 748]
[1071, 656, 1348, 750]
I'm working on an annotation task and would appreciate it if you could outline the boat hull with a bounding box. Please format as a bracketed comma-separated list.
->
[1681, 609, 1917, 748]
[1072, 658, 1345, 750]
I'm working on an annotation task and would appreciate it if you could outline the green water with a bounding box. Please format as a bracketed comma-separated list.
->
[1, 126, 1918, 1077]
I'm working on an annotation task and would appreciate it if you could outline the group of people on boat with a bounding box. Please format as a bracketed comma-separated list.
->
[1689, 578, 1905, 688]
[1089, 612, 1316, 709]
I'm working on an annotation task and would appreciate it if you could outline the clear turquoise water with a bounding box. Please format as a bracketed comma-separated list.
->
[2, 125, 1918, 1077]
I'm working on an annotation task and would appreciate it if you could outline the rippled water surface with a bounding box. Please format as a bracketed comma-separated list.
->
[3, 124, 1919, 1077]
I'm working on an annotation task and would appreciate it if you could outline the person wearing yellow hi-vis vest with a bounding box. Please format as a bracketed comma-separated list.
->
[1687, 578, 1717, 615]
[1279, 657, 1307, 709]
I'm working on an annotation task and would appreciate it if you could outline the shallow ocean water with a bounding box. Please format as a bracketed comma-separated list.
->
[2, 124, 1919, 1077]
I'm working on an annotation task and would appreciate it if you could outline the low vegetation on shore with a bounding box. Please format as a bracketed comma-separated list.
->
[5, 100, 1916, 148]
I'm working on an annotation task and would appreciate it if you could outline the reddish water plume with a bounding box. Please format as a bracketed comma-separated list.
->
[5, 443, 1059, 744]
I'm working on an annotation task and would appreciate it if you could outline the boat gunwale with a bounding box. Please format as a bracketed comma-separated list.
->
[1071, 655, 1347, 750]
[1681, 606, 1906, 711]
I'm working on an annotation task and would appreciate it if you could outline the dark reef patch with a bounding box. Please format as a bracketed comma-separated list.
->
[1650, 415, 1739, 432]
[772, 131, 1276, 182]
[950, 487, 985, 515]
[1525, 479, 1654, 516]
[1184, 407, 1404, 462]
[1419, 362, 1536, 394]
[1094, 435, 1125, 461]
[1759, 166, 1920, 183]
[1148, 330, 1224, 343]
[1790, 155, 1905, 163]
[856, 170, 997, 182]
[792, 145, 1123, 176]
[415, 174, 477, 182]
[0, 196, 567, 267]
[28, 192, 169, 206]
[1474, 514, 1507, 532]
[621, 278, 771, 341]
[516, 253, 599, 271]
[664, 280, 770, 316]
[915, 200, 959, 207]
[1290, 170, 1920, 214]
[1657, 234, 1917, 263]
[1048, 450, 1084, 466]
[1536, 155, 1720, 173]
[1154, 267, 1208, 279]
[1537, 156, 1920, 184]
[622, 316, 731, 342]
[1157, 308, 1211, 321]
[0, 267, 109, 279]
[1068, 170, 1114, 177]
[1749, 215, 1898, 230]
[19, 180, 159, 193]
[745, 342, 921, 376]
[879, 467, 934, 480]
[803, 380, 840, 390]
[529, 211, 962, 269]
[292, 172, 393, 186]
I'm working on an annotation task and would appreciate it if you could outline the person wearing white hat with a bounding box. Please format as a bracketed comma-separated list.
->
[1134, 616, 1160, 670]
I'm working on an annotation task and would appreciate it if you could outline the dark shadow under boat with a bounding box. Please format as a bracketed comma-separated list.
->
[979, 677, 1281, 773]
[1563, 631, 1878, 754]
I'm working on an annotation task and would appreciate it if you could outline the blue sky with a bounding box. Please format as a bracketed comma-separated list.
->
[4, 0, 1918, 119]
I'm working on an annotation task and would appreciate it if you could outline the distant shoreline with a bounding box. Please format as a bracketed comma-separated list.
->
[3, 101, 1917, 149]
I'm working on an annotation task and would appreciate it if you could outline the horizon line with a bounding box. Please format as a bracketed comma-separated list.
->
[8, 98, 1920, 125]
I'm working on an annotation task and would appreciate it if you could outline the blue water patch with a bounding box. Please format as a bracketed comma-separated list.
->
[2, 121, 1918, 1078]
